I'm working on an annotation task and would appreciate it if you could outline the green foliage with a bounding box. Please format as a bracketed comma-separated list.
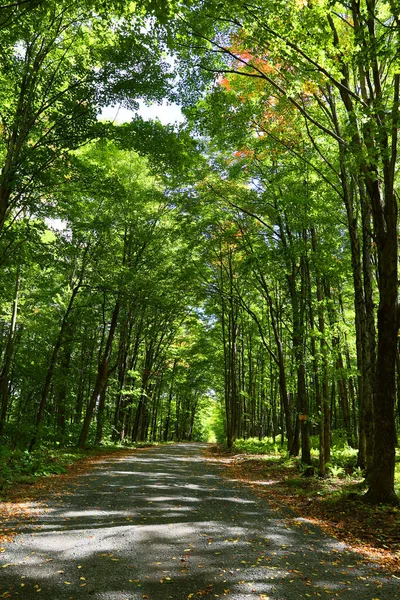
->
[0, 0, 397, 508]
[326, 464, 345, 479]
[395, 459, 400, 497]
[327, 446, 358, 470]
[310, 431, 359, 470]
[232, 437, 285, 456]
[193, 399, 222, 442]
[0, 446, 73, 491]
[233, 434, 360, 479]
[210, 403, 227, 444]
[0, 444, 149, 493]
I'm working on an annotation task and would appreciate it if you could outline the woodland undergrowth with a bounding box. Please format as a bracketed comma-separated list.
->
[206, 440, 400, 574]
[0, 443, 158, 498]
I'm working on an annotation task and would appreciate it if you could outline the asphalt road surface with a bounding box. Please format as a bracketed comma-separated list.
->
[0, 443, 399, 599]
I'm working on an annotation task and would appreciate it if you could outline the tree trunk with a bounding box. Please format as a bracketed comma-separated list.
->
[29, 285, 79, 451]
[365, 180, 399, 504]
[95, 388, 106, 445]
[164, 358, 177, 442]
[328, 98, 373, 472]
[56, 338, 72, 445]
[262, 278, 293, 450]
[0, 265, 20, 438]
[131, 369, 151, 442]
[78, 299, 120, 449]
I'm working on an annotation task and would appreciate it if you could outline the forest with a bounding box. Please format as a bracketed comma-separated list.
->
[0, 0, 399, 507]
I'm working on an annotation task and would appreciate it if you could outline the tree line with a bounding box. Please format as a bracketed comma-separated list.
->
[0, 0, 399, 505]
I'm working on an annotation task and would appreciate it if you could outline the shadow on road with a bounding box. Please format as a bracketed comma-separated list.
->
[0, 444, 398, 599]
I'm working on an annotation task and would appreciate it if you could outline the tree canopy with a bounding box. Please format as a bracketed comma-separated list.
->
[0, 0, 399, 505]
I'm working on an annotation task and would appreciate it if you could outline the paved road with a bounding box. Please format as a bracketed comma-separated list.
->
[0, 443, 399, 599]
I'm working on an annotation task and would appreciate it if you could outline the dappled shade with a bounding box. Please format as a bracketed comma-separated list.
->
[0, 445, 397, 599]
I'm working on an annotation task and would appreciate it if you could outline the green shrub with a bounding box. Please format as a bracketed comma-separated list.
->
[232, 437, 286, 455]
[329, 444, 358, 468]
[326, 464, 345, 478]
[0, 446, 79, 491]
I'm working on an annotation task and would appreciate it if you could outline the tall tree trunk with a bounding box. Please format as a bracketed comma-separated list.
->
[288, 251, 310, 464]
[95, 388, 106, 445]
[55, 337, 72, 445]
[312, 230, 331, 464]
[131, 368, 151, 442]
[78, 299, 120, 449]
[0, 265, 20, 438]
[307, 232, 327, 475]
[112, 309, 135, 441]
[29, 284, 80, 451]
[260, 276, 293, 450]
[335, 348, 353, 447]
[364, 170, 399, 503]
[329, 11, 399, 499]
[328, 96, 373, 472]
[164, 358, 177, 442]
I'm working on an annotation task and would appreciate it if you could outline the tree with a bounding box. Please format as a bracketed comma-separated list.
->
[174, 0, 399, 503]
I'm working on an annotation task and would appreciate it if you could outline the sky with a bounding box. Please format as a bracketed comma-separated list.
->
[99, 100, 184, 126]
